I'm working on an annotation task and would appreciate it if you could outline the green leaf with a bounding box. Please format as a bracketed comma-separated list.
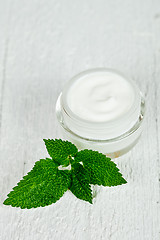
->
[3, 158, 70, 209]
[43, 139, 78, 166]
[69, 163, 92, 204]
[75, 150, 127, 187]
[4, 139, 127, 209]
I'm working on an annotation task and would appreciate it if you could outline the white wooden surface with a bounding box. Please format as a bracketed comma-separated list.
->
[0, 0, 160, 239]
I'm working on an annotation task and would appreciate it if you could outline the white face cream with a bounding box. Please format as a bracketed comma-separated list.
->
[67, 72, 136, 122]
[56, 68, 145, 158]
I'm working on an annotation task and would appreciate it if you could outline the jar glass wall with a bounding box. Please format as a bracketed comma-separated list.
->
[56, 68, 145, 158]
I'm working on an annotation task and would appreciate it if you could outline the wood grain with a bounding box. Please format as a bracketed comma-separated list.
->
[0, 0, 160, 239]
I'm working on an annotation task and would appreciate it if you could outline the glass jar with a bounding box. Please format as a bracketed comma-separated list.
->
[56, 68, 145, 158]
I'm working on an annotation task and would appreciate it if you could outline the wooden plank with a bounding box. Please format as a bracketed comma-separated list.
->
[0, 0, 160, 239]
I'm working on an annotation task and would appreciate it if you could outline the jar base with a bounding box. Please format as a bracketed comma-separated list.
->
[58, 124, 142, 158]
[56, 91, 145, 158]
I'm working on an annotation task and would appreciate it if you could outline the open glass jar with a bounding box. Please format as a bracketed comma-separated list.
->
[56, 68, 145, 158]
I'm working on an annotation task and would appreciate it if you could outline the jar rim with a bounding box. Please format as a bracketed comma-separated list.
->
[61, 68, 141, 129]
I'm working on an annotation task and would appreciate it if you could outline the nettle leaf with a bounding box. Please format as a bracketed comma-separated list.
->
[43, 139, 78, 166]
[3, 158, 70, 209]
[69, 163, 92, 204]
[75, 150, 127, 187]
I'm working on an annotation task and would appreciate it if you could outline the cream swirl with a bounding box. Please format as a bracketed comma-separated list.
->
[66, 71, 135, 122]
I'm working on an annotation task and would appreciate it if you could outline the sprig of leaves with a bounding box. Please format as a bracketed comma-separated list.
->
[3, 139, 127, 209]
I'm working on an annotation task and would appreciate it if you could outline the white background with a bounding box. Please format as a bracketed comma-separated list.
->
[0, 0, 160, 239]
